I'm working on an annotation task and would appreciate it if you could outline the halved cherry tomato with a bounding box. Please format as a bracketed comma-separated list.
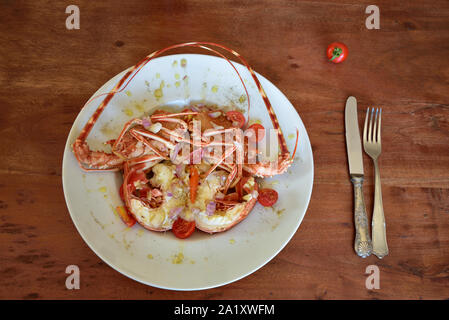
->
[258, 188, 278, 207]
[247, 123, 265, 142]
[172, 218, 196, 239]
[189, 165, 199, 203]
[116, 206, 136, 227]
[226, 111, 246, 128]
[327, 42, 348, 64]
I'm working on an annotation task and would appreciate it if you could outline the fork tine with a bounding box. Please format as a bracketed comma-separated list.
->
[373, 108, 379, 142]
[363, 107, 369, 143]
[377, 108, 382, 143]
[368, 107, 374, 142]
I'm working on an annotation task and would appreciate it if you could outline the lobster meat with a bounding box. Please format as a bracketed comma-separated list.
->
[72, 42, 298, 238]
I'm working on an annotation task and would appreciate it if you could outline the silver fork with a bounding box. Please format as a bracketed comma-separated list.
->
[363, 108, 388, 259]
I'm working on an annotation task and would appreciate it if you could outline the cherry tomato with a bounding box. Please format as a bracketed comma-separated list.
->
[172, 218, 196, 239]
[327, 42, 348, 64]
[226, 111, 246, 128]
[246, 123, 265, 142]
[258, 188, 278, 207]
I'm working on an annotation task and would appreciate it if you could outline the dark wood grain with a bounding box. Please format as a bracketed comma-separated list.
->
[1, 0, 448, 299]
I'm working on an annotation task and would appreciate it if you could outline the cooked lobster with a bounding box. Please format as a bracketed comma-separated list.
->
[72, 42, 298, 238]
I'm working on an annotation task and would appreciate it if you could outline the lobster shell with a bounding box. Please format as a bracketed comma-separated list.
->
[195, 183, 259, 234]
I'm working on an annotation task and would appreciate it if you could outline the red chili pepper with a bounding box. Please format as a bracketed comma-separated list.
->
[189, 165, 199, 203]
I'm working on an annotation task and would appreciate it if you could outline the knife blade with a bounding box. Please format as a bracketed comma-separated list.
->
[345, 96, 372, 258]
[345, 96, 364, 176]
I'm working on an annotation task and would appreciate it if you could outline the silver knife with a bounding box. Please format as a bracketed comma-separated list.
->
[345, 96, 372, 258]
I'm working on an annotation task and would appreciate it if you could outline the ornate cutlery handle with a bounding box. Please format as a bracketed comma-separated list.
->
[351, 176, 372, 258]
[372, 160, 388, 258]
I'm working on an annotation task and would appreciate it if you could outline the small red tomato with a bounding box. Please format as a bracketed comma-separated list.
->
[327, 42, 348, 63]
[246, 123, 265, 142]
[172, 218, 196, 239]
[226, 111, 246, 128]
[258, 188, 278, 207]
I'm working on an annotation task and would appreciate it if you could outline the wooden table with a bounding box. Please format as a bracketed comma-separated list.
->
[1, 0, 448, 300]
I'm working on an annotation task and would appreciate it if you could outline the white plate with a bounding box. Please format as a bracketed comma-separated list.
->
[62, 53, 313, 290]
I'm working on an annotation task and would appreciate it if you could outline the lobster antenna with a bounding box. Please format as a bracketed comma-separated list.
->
[76, 42, 252, 144]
